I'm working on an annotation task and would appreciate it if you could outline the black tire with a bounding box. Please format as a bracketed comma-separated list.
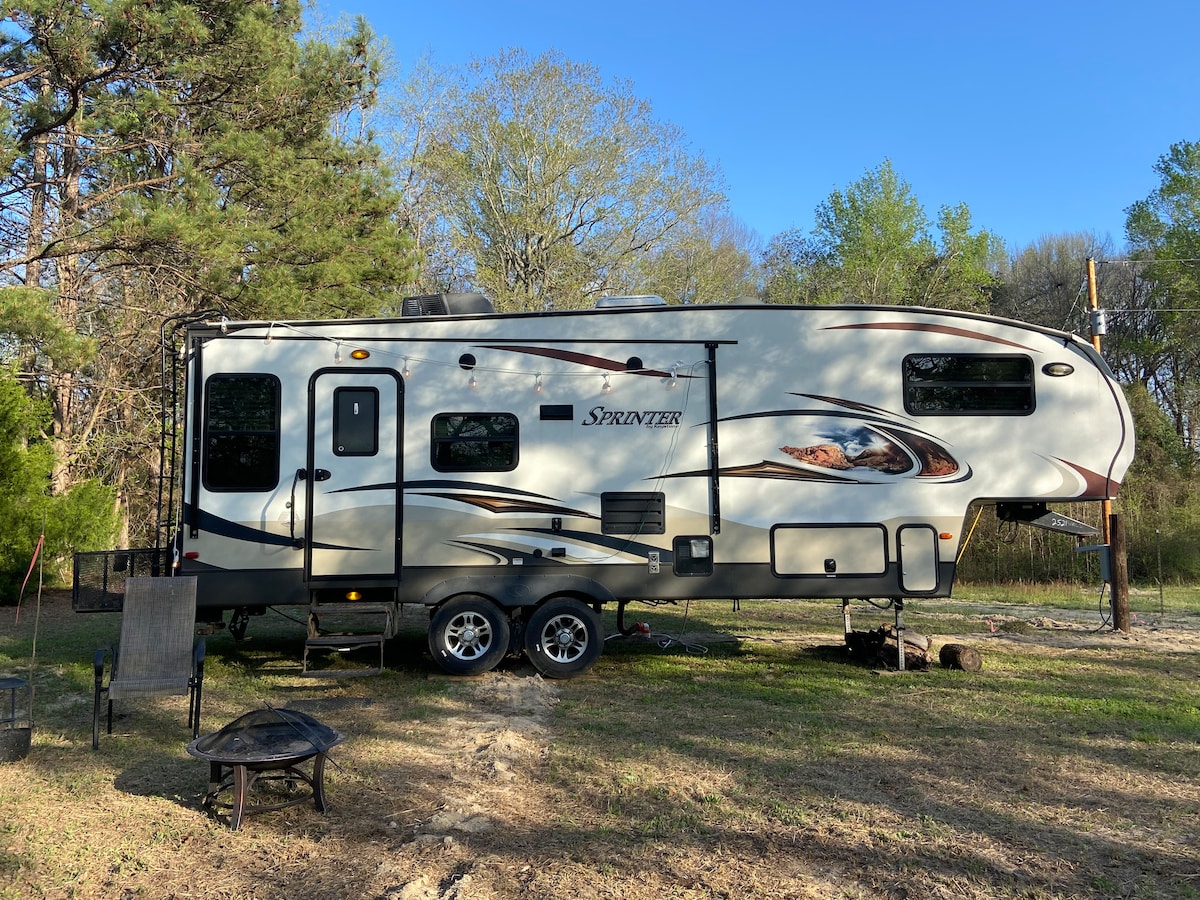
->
[428, 595, 511, 676]
[523, 597, 602, 679]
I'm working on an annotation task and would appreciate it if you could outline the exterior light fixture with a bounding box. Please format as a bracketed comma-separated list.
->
[1042, 362, 1074, 377]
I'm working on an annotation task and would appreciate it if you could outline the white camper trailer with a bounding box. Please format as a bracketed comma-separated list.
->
[74, 295, 1135, 678]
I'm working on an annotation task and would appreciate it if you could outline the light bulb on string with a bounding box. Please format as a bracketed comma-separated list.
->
[534, 373, 543, 393]
[402, 357, 411, 378]
[602, 375, 612, 394]
[334, 341, 344, 364]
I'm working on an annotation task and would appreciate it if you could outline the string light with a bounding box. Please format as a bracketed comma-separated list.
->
[253, 322, 707, 393]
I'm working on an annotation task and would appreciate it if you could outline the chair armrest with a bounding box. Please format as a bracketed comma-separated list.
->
[93, 647, 111, 686]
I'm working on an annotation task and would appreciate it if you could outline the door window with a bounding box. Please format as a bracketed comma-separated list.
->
[333, 387, 379, 456]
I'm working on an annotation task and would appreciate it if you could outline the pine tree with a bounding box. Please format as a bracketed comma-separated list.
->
[1, 0, 416, 544]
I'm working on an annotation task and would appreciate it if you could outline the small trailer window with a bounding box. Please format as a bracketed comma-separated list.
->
[333, 387, 379, 456]
[431, 413, 518, 472]
[903, 354, 1034, 415]
[203, 374, 281, 490]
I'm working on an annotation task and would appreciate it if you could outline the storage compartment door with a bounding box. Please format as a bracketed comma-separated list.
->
[771, 525, 887, 577]
[898, 525, 939, 593]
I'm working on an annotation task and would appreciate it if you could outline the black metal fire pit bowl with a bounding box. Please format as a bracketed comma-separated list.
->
[187, 708, 345, 830]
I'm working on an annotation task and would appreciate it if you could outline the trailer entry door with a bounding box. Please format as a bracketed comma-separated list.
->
[304, 370, 402, 583]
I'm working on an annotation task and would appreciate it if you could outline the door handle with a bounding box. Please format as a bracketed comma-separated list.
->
[313, 469, 332, 482]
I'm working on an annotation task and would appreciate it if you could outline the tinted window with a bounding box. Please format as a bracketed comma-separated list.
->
[204, 375, 281, 490]
[431, 413, 518, 471]
[334, 387, 379, 456]
[903, 355, 1034, 415]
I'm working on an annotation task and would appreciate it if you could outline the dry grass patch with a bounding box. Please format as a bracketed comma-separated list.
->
[2, 589, 1200, 899]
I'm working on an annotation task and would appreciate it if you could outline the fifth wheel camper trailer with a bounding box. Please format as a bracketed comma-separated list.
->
[74, 294, 1135, 678]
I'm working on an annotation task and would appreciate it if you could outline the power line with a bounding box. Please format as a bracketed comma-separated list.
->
[1097, 257, 1200, 265]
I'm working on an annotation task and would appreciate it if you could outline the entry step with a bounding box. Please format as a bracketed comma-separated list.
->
[302, 633, 386, 677]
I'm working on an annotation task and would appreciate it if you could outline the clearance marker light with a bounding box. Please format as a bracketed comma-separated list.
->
[345, 590, 363, 601]
[939, 533, 954, 540]
[350, 348, 370, 360]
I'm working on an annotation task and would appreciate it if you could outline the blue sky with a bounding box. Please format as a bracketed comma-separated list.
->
[317, 0, 1200, 254]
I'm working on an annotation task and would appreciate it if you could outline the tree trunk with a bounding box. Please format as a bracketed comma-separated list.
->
[49, 115, 83, 495]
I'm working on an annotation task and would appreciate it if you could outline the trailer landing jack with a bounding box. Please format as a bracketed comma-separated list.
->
[842, 598, 911, 671]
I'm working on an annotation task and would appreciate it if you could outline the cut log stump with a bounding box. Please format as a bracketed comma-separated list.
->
[939, 643, 982, 672]
[846, 626, 932, 670]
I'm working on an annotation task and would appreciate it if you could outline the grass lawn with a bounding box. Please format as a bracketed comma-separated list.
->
[2, 584, 1199, 899]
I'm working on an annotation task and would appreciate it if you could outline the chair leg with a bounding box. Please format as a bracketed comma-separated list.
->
[107, 699, 114, 736]
[92, 688, 103, 750]
[189, 679, 203, 739]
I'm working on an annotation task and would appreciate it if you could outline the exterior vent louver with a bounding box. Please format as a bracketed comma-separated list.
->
[400, 293, 495, 317]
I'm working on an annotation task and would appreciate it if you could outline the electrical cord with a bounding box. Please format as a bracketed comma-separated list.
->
[1093, 581, 1113, 632]
[606, 598, 710, 654]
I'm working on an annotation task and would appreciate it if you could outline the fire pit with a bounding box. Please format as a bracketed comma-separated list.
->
[187, 708, 345, 830]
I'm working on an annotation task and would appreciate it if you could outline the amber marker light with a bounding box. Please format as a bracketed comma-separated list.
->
[939, 533, 954, 540]
[345, 590, 363, 601]
[350, 348, 370, 360]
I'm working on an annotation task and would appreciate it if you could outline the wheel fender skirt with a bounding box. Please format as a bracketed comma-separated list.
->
[418, 573, 618, 609]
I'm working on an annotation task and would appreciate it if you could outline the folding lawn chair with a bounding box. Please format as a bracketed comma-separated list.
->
[92, 576, 205, 750]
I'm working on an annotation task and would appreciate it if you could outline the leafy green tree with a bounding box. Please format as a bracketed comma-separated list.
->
[1125, 140, 1200, 451]
[762, 160, 1001, 310]
[0, 370, 117, 599]
[409, 48, 727, 310]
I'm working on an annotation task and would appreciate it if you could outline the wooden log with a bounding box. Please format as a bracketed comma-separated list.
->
[939, 643, 982, 672]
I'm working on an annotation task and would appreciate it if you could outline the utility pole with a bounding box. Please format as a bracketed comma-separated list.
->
[1086, 257, 1130, 633]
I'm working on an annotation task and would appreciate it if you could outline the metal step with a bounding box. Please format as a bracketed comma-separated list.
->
[302, 598, 400, 676]
[307, 602, 398, 638]
[302, 633, 386, 677]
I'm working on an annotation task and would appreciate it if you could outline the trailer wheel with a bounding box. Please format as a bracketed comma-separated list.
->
[523, 597, 602, 679]
[428, 595, 510, 676]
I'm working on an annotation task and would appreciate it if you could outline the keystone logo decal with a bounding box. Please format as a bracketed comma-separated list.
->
[582, 406, 683, 428]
